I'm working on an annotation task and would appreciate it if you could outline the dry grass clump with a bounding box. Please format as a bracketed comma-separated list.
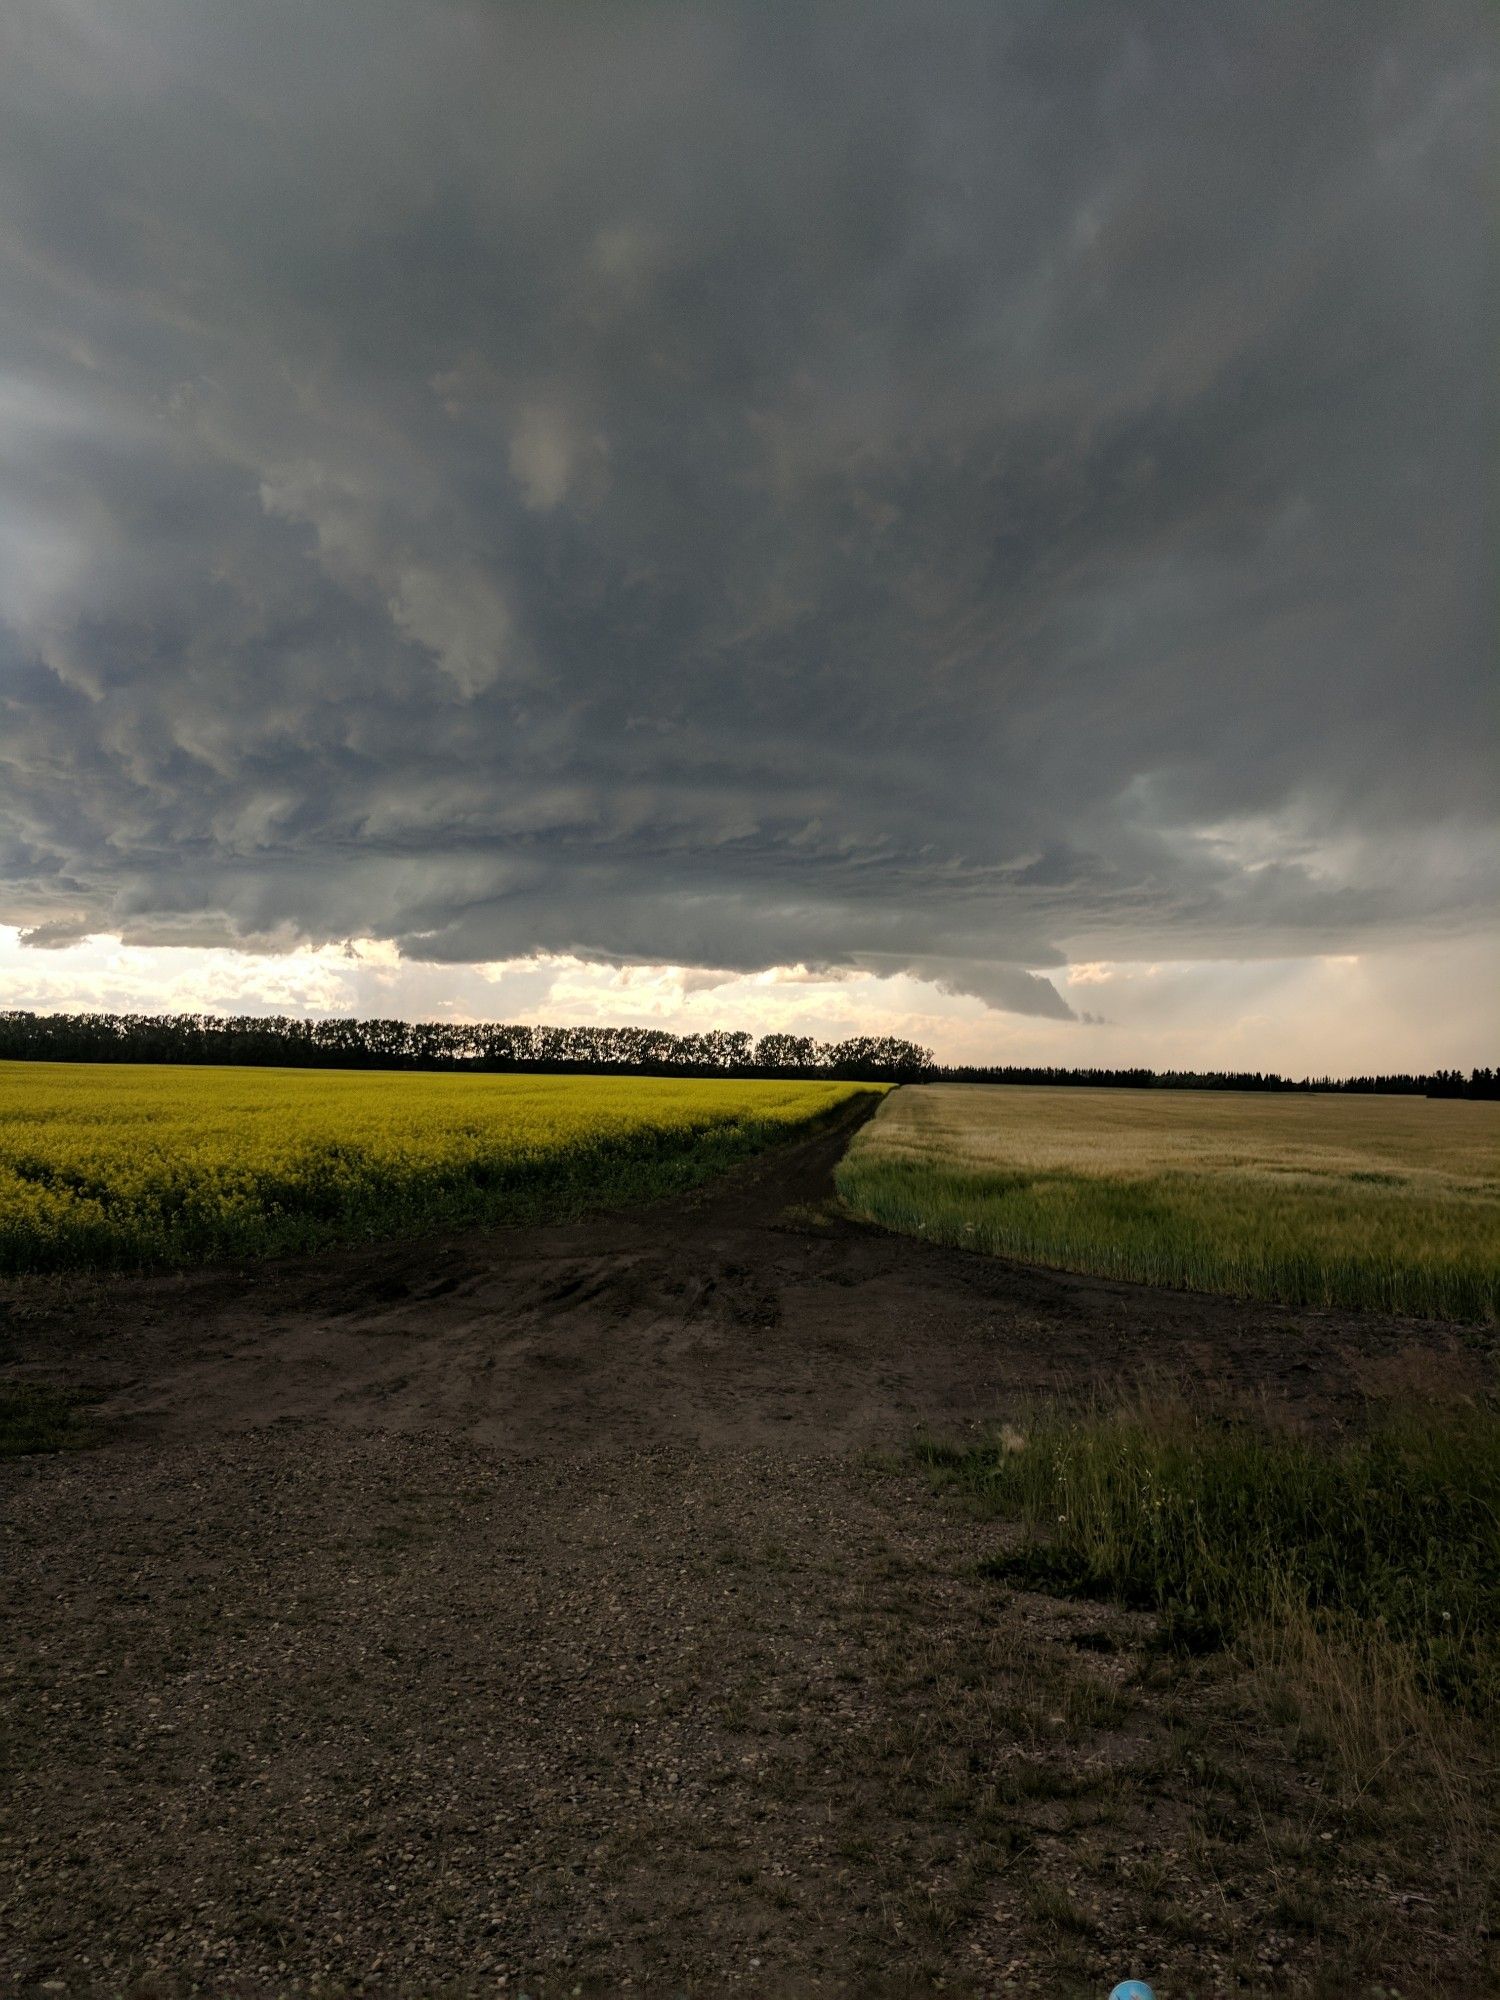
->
[0, 1062, 878, 1273]
[840, 1084, 1500, 1318]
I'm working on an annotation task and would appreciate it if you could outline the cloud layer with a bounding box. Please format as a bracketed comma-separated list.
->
[0, 2, 1493, 1019]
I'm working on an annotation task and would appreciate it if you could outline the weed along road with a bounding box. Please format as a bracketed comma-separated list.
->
[3, 1102, 1495, 1996]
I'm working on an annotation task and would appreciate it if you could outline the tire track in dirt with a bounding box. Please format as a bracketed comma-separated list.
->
[3, 1104, 1493, 1995]
[2, 1095, 1481, 1450]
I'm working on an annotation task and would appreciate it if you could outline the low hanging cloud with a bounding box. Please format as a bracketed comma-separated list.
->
[0, 1, 1493, 1020]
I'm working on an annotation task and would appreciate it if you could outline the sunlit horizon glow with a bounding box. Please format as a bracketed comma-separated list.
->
[3, 928, 1495, 1079]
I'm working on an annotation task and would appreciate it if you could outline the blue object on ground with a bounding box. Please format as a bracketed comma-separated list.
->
[1108, 1984, 1156, 2000]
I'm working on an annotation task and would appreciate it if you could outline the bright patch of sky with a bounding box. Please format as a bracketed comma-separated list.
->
[5, 929, 1494, 1076]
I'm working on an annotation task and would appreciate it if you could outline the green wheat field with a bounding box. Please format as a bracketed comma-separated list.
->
[837, 1084, 1500, 1319]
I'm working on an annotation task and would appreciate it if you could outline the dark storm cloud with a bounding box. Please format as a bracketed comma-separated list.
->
[0, 1, 1493, 1015]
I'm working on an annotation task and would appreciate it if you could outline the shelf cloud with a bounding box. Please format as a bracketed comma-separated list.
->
[0, 1, 1492, 1021]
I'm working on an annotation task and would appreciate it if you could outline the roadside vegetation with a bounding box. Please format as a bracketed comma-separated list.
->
[839, 1083, 1500, 1319]
[918, 1390, 1500, 1992]
[921, 1396, 1500, 1714]
[0, 1063, 879, 1273]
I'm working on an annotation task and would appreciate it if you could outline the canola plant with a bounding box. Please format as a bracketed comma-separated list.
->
[0, 1062, 877, 1273]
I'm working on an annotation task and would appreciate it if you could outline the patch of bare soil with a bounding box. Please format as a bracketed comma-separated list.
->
[3, 1107, 1495, 1996]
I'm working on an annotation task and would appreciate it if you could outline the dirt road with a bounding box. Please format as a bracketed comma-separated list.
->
[2, 1105, 1490, 1996]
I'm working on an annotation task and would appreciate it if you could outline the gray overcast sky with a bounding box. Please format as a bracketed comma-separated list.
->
[0, 2, 1494, 1056]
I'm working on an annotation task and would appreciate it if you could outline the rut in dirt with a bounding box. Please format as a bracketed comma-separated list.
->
[3, 1091, 1480, 1452]
[4, 1104, 1495, 1998]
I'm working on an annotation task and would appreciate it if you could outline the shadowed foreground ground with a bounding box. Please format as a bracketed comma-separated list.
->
[3, 1104, 1494, 1996]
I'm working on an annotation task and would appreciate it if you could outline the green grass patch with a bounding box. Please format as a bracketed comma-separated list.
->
[919, 1400, 1500, 1711]
[838, 1157, 1499, 1320]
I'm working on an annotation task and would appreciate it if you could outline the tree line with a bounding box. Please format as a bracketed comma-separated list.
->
[929, 1063, 1500, 1100]
[0, 1012, 1492, 1096]
[0, 1011, 933, 1081]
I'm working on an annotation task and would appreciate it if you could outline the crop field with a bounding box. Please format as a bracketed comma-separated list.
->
[7, 1068, 1500, 1995]
[0, 1062, 877, 1274]
[837, 1083, 1500, 1319]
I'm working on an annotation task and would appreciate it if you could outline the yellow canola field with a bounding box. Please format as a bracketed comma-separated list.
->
[0, 1062, 876, 1273]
